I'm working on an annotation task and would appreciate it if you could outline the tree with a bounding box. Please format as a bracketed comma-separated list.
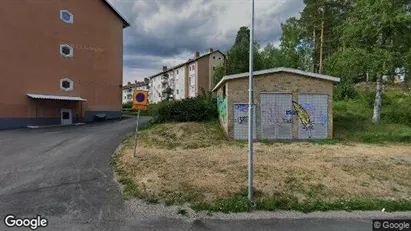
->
[226, 26, 264, 75]
[299, 0, 354, 73]
[333, 0, 411, 123]
[260, 43, 284, 69]
[212, 65, 226, 88]
[279, 17, 313, 71]
[163, 86, 174, 101]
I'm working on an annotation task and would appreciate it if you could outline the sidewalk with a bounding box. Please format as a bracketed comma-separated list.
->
[27, 123, 86, 129]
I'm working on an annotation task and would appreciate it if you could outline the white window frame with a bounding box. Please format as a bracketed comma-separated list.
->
[60, 78, 74, 91]
[60, 10, 74, 24]
[60, 44, 74, 58]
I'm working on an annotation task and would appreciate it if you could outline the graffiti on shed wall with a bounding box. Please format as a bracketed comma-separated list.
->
[292, 101, 314, 138]
[234, 104, 249, 124]
[217, 94, 227, 123]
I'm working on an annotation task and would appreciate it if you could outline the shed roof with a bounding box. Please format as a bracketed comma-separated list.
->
[212, 67, 340, 92]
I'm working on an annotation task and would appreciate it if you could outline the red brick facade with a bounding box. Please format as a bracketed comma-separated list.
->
[0, 0, 128, 129]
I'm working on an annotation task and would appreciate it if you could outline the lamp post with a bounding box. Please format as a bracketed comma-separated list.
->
[248, 0, 255, 203]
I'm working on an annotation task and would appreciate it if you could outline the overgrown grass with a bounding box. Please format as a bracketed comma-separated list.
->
[334, 91, 411, 143]
[137, 120, 229, 149]
[122, 103, 161, 117]
[111, 147, 160, 203]
[191, 188, 411, 213]
[112, 119, 411, 213]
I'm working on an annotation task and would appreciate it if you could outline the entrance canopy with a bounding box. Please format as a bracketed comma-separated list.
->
[27, 93, 87, 101]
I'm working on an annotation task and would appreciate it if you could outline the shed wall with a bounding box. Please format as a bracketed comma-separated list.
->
[222, 72, 334, 140]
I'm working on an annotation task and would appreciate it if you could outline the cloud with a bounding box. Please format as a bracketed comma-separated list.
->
[107, 0, 305, 84]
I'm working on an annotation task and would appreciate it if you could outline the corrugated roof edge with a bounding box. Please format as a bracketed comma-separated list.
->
[147, 50, 226, 79]
[212, 67, 341, 92]
[102, 0, 131, 28]
[27, 93, 87, 101]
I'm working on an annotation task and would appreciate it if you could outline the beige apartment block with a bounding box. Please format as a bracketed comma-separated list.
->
[148, 48, 225, 104]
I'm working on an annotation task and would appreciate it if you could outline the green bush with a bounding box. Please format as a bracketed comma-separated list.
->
[381, 93, 411, 126]
[122, 102, 132, 108]
[153, 91, 218, 123]
[122, 103, 160, 116]
[334, 83, 358, 101]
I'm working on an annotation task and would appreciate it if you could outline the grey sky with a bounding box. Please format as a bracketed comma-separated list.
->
[107, 0, 305, 84]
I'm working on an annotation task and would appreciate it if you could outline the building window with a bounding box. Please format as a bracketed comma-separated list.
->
[176, 89, 179, 95]
[60, 78, 74, 91]
[60, 10, 73, 24]
[124, 96, 126, 99]
[60, 44, 74, 58]
[218, 57, 222, 60]
[213, 56, 215, 59]
[222, 84, 226, 98]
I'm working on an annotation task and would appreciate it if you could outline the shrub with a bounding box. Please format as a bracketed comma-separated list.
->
[122, 102, 132, 108]
[334, 83, 358, 101]
[153, 91, 218, 123]
[381, 93, 411, 126]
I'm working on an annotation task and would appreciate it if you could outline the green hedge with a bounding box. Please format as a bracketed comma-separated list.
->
[153, 92, 218, 123]
[122, 103, 160, 116]
[122, 102, 132, 108]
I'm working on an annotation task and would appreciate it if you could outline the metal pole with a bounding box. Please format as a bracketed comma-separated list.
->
[248, 0, 255, 203]
[133, 110, 140, 158]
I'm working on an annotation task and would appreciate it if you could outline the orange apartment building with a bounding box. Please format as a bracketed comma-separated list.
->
[0, 0, 130, 129]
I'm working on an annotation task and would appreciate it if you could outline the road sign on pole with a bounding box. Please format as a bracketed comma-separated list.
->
[132, 90, 148, 111]
[132, 90, 149, 158]
[133, 110, 140, 158]
[248, 0, 255, 203]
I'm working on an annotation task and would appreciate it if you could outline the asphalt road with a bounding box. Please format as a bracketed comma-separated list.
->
[0, 118, 409, 231]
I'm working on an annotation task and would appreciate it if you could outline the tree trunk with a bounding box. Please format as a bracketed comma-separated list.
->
[366, 72, 369, 82]
[312, 28, 316, 73]
[319, 20, 324, 74]
[372, 74, 383, 124]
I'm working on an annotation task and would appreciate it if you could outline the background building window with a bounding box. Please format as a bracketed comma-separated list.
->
[60, 10, 73, 24]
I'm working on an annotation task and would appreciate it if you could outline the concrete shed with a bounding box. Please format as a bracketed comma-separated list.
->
[212, 67, 340, 140]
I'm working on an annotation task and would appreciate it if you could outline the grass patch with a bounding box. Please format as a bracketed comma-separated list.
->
[333, 92, 411, 143]
[137, 120, 229, 149]
[192, 188, 411, 213]
[114, 119, 411, 213]
[111, 151, 159, 203]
